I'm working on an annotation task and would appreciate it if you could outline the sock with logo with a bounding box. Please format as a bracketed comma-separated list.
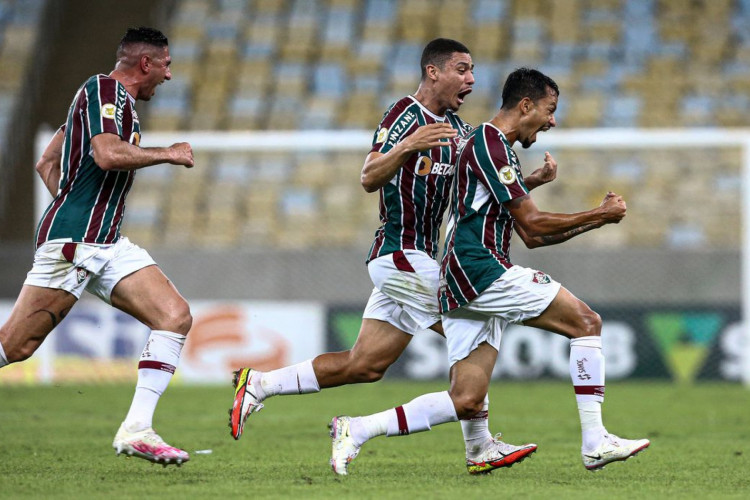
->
[570, 336, 606, 450]
[460, 393, 492, 456]
[123, 330, 185, 432]
[257, 359, 320, 400]
[349, 391, 458, 445]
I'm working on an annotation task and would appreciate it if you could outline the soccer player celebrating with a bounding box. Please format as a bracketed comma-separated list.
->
[0, 27, 194, 466]
[328, 68, 650, 474]
[231, 39, 557, 475]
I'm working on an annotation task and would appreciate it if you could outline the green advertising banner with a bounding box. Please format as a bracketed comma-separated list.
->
[326, 305, 743, 383]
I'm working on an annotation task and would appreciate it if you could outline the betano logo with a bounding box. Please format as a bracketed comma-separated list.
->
[646, 312, 722, 383]
[416, 156, 432, 176]
[184, 306, 289, 372]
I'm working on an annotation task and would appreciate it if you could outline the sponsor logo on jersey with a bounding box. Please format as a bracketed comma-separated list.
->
[416, 156, 432, 175]
[532, 271, 551, 284]
[499, 165, 517, 185]
[415, 156, 455, 177]
[75, 267, 88, 285]
[387, 111, 417, 147]
[376, 126, 388, 144]
[430, 162, 455, 176]
[101, 103, 116, 119]
[115, 84, 127, 129]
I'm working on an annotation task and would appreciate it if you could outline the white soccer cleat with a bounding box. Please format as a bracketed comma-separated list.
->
[329, 416, 361, 476]
[229, 368, 265, 440]
[465, 433, 538, 474]
[113, 423, 189, 467]
[582, 433, 650, 471]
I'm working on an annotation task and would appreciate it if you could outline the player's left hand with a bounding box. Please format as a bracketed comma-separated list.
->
[527, 152, 557, 186]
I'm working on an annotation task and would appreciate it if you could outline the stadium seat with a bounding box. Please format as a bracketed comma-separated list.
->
[110, 0, 749, 251]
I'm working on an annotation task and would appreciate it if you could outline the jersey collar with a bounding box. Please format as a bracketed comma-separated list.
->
[408, 95, 447, 122]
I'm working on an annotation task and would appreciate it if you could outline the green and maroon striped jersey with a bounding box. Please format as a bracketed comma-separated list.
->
[439, 123, 529, 312]
[366, 96, 473, 263]
[35, 74, 140, 248]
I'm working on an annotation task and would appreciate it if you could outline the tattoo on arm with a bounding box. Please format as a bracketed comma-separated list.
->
[539, 223, 599, 245]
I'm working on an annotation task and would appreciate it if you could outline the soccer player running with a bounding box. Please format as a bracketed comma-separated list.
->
[231, 39, 556, 475]
[0, 27, 194, 466]
[329, 68, 650, 474]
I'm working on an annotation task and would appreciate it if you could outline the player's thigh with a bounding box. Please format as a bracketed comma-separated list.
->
[110, 265, 191, 333]
[349, 318, 412, 372]
[523, 286, 600, 338]
[0, 285, 77, 354]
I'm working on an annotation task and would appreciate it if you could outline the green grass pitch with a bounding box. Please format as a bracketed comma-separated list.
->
[1, 381, 748, 499]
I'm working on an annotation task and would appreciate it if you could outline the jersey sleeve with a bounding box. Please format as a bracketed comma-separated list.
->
[85, 76, 126, 139]
[370, 99, 419, 154]
[471, 127, 528, 204]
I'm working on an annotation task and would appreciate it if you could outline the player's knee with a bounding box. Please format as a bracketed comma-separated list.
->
[580, 309, 602, 337]
[160, 300, 192, 335]
[450, 392, 485, 419]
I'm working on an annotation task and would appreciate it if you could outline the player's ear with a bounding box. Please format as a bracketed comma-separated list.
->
[426, 64, 438, 81]
[520, 97, 533, 114]
[140, 54, 151, 73]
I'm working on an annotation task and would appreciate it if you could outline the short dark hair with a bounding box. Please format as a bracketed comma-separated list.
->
[420, 38, 471, 80]
[501, 68, 559, 110]
[117, 27, 168, 57]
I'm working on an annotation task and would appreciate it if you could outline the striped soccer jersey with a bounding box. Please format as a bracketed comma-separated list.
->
[35, 74, 141, 248]
[439, 123, 529, 312]
[366, 95, 473, 263]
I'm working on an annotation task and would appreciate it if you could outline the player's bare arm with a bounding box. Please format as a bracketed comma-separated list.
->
[515, 192, 623, 247]
[524, 151, 557, 191]
[91, 133, 194, 171]
[514, 221, 601, 249]
[506, 191, 626, 239]
[360, 122, 457, 192]
[35, 127, 65, 197]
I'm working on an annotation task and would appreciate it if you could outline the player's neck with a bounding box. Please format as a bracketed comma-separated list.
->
[489, 111, 518, 146]
[413, 86, 448, 117]
[108, 69, 140, 101]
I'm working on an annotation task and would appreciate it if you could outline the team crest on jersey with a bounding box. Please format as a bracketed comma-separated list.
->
[75, 267, 88, 285]
[376, 126, 389, 144]
[532, 271, 551, 284]
[416, 155, 432, 176]
[499, 165, 517, 185]
[101, 103, 116, 119]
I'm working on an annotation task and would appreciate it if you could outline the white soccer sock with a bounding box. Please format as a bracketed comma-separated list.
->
[460, 393, 492, 455]
[123, 330, 185, 432]
[258, 359, 320, 400]
[570, 336, 606, 448]
[0, 340, 8, 368]
[349, 391, 458, 446]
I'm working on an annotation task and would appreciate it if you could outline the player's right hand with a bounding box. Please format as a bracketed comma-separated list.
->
[403, 123, 458, 152]
[599, 191, 626, 223]
[169, 142, 194, 168]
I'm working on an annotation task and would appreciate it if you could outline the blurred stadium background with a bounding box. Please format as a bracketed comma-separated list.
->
[0, 0, 748, 385]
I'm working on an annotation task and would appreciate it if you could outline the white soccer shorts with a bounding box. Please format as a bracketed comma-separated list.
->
[442, 265, 562, 365]
[24, 236, 156, 304]
[363, 250, 441, 335]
